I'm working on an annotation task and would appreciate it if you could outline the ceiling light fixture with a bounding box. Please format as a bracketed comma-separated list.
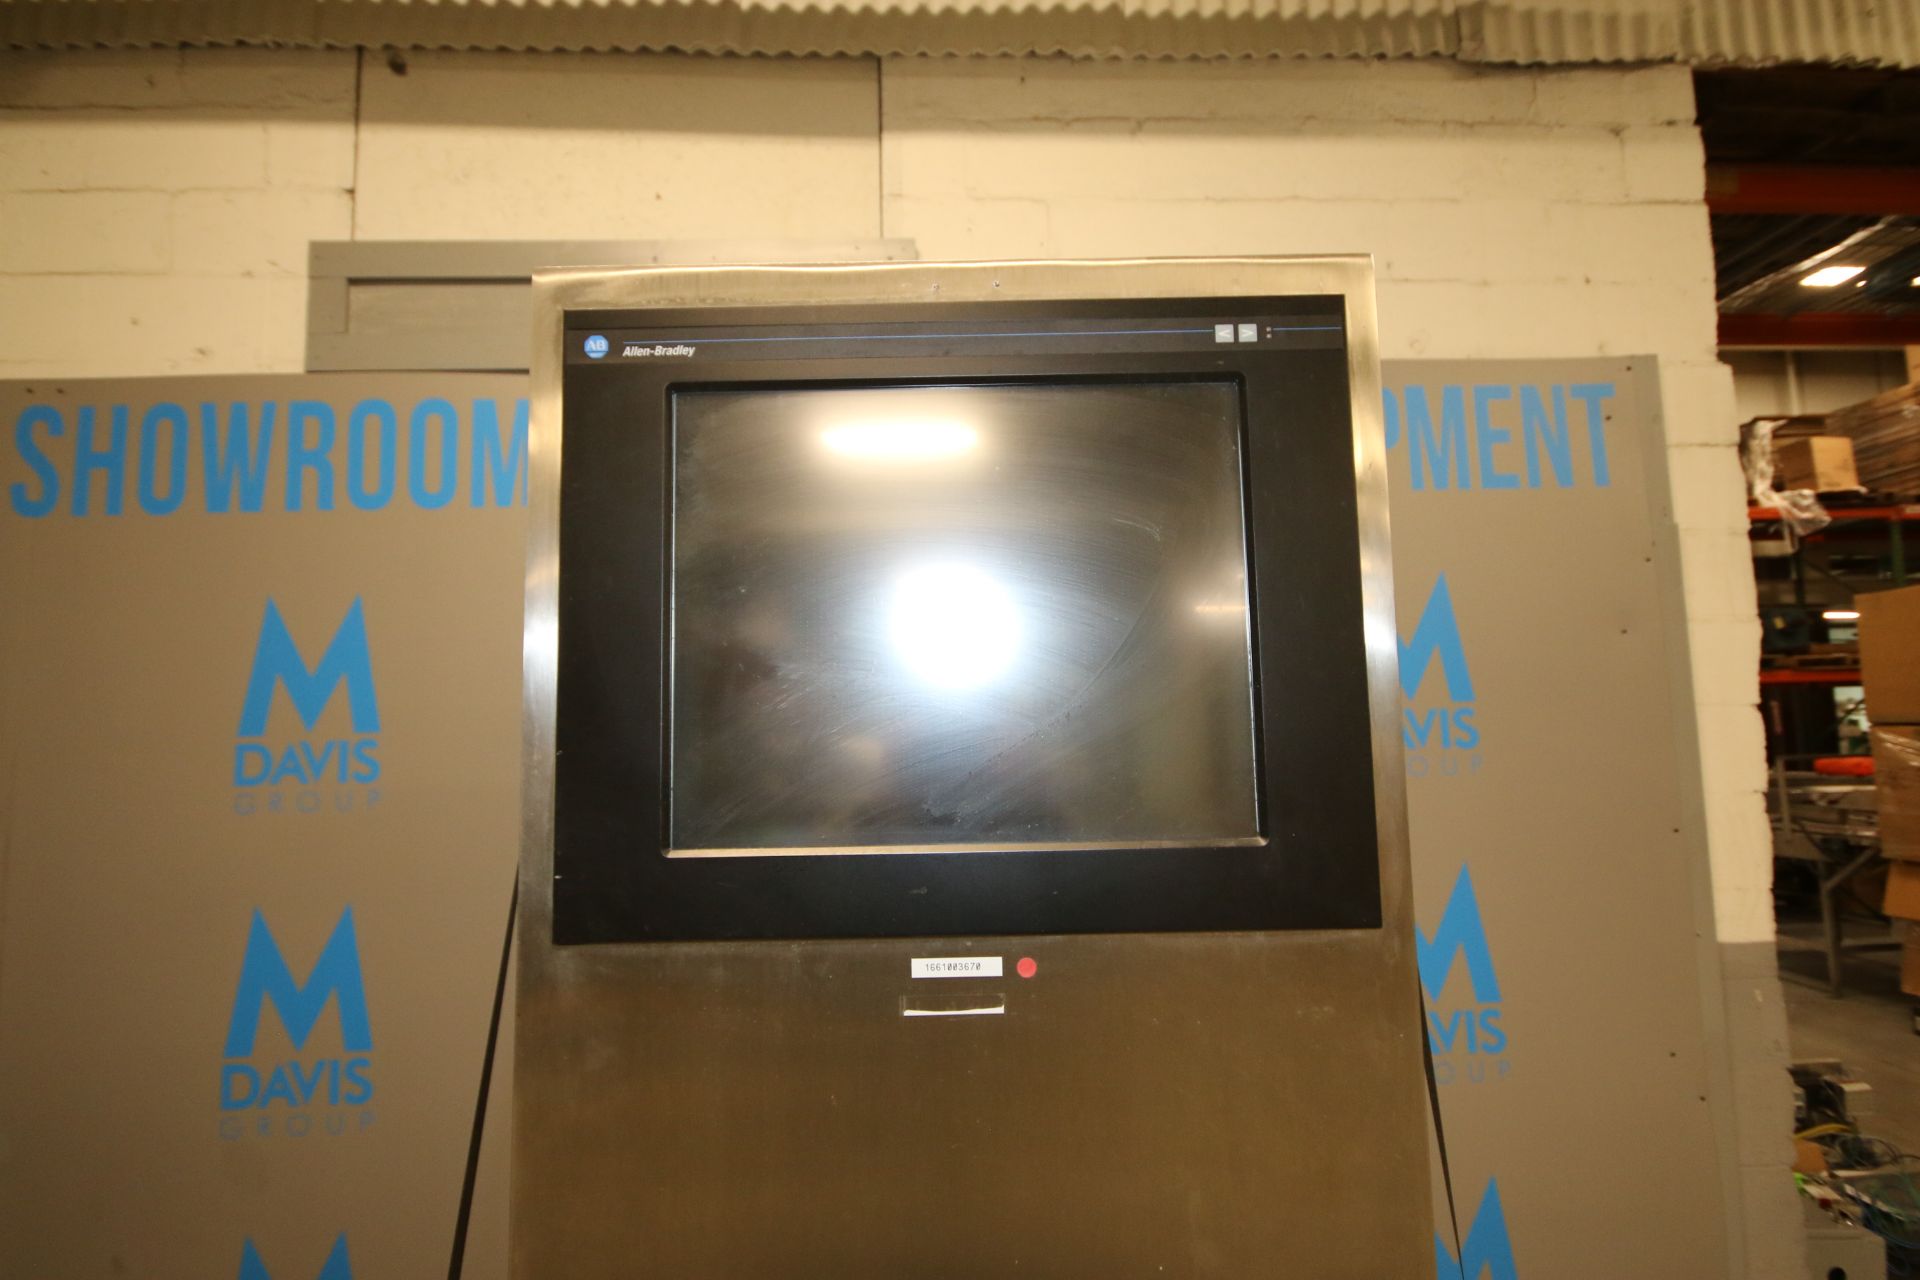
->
[1800, 265, 1865, 288]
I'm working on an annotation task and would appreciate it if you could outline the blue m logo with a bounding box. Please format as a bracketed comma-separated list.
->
[1399, 574, 1475, 703]
[1416, 865, 1501, 1005]
[239, 1234, 352, 1280]
[226, 908, 372, 1057]
[1436, 1179, 1517, 1279]
[238, 599, 379, 737]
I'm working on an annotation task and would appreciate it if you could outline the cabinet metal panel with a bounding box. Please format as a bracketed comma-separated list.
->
[516, 257, 1428, 1278]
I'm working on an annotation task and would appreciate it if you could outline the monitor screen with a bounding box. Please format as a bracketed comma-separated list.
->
[668, 381, 1262, 854]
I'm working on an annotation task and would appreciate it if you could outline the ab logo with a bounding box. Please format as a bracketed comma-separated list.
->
[1416, 865, 1509, 1084]
[1435, 1179, 1518, 1279]
[234, 597, 382, 815]
[240, 1235, 352, 1280]
[1399, 573, 1482, 777]
[219, 908, 376, 1140]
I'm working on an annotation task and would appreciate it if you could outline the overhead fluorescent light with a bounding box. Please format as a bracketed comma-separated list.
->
[1800, 265, 1865, 288]
[1822, 609, 1860, 621]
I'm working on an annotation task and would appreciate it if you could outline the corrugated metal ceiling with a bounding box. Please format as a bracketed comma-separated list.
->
[2, 0, 1917, 65]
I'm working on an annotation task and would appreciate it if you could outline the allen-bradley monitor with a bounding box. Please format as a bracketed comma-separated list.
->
[517, 258, 1432, 1277]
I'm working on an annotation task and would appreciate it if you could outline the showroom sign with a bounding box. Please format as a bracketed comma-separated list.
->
[8, 393, 528, 517]
[0, 374, 528, 1278]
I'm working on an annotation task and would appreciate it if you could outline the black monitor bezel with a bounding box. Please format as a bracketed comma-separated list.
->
[552, 295, 1382, 944]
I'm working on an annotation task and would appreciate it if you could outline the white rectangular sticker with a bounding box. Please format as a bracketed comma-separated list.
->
[902, 1003, 1006, 1018]
[910, 956, 1003, 979]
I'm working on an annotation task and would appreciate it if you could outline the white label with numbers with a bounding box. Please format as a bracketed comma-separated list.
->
[910, 956, 1003, 979]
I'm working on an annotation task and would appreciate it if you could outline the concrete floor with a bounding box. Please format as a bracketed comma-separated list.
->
[1778, 923, 1920, 1156]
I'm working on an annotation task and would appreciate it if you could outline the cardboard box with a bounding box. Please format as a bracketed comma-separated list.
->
[1856, 859, 1890, 912]
[1876, 726, 1920, 862]
[1860, 585, 1920, 724]
[1885, 860, 1920, 919]
[1773, 435, 1861, 492]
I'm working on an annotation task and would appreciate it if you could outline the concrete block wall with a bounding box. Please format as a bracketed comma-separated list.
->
[0, 50, 883, 373]
[0, 46, 1792, 1276]
[0, 51, 356, 376]
[352, 54, 880, 240]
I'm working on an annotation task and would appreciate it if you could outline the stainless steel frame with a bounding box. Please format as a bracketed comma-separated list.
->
[517, 258, 1430, 1278]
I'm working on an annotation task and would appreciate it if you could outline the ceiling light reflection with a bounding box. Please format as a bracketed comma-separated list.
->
[822, 419, 978, 461]
[887, 562, 1021, 690]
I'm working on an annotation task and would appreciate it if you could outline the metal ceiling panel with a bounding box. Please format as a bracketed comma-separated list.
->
[2, 0, 1917, 65]
[1463, 0, 1680, 64]
[0, 0, 1458, 59]
[1683, 0, 1920, 70]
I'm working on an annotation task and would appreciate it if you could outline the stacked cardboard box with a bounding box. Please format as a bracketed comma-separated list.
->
[1825, 383, 1920, 496]
[1862, 583, 1920, 996]
[1772, 436, 1861, 493]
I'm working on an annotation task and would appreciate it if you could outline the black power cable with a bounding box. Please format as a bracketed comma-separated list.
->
[448, 879, 518, 1280]
[1421, 984, 1467, 1280]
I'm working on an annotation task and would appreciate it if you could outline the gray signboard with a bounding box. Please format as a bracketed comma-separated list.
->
[1385, 360, 1730, 1277]
[0, 358, 1740, 1279]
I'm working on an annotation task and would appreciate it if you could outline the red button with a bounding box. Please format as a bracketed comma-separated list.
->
[1016, 956, 1037, 979]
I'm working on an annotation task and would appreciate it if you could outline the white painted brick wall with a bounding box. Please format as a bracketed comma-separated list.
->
[0, 190, 171, 274]
[353, 52, 880, 241]
[0, 49, 357, 375]
[0, 48, 881, 371]
[0, 45, 1790, 1276]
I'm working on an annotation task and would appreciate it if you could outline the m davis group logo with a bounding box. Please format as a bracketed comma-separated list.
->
[1436, 1179, 1519, 1280]
[1399, 572, 1481, 777]
[240, 1235, 352, 1280]
[1416, 864, 1508, 1086]
[234, 597, 381, 815]
[220, 907, 375, 1140]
